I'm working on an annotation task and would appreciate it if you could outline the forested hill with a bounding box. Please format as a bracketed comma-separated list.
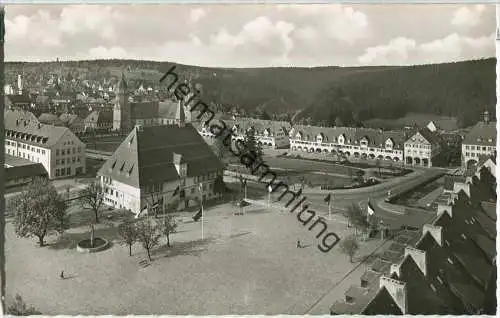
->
[6, 58, 495, 128]
[297, 58, 496, 128]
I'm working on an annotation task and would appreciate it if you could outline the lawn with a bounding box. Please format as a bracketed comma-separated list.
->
[6, 200, 381, 315]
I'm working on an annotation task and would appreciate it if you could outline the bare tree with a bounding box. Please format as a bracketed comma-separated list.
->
[160, 215, 178, 247]
[10, 177, 68, 247]
[340, 234, 359, 263]
[79, 181, 104, 223]
[346, 203, 369, 237]
[135, 218, 161, 262]
[118, 219, 138, 256]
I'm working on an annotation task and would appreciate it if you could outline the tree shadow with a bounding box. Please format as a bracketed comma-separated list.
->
[150, 237, 216, 260]
[47, 226, 120, 250]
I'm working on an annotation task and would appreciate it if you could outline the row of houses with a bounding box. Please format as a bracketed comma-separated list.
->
[330, 158, 497, 315]
[196, 111, 495, 169]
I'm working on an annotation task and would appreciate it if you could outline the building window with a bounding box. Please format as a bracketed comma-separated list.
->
[61, 169, 65, 176]
[67, 167, 71, 175]
[61, 159, 65, 164]
[42, 150, 45, 154]
[461, 233, 467, 240]
[56, 159, 60, 165]
[55, 169, 60, 177]
[56, 149, 60, 156]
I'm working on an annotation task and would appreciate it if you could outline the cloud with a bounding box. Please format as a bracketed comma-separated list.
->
[358, 32, 494, 65]
[189, 8, 207, 23]
[358, 37, 417, 65]
[3, 4, 496, 67]
[451, 5, 485, 28]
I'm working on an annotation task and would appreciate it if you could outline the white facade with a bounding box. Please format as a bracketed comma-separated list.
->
[5, 129, 86, 179]
[198, 124, 289, 149]
[403, 131, 440, 167]
[462, 143, 496, 168]
[100, 171, 220, 214]
[289, 131, 404, 162]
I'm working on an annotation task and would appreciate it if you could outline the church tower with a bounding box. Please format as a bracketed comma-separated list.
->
[113, 72, 131, 132]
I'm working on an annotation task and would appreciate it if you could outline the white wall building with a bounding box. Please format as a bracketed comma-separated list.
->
[5, 110, 86, 179]
[403, 128, 442, 167]
[462, 111, 496, 169]
[288, 125, 406, 162]
[97, 105, 224, 214]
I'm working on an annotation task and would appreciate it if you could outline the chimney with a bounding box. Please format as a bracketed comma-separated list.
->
[380, 276, 407, 314]
[453, 182, 470, 198]
[483, 110, 490, 124]
[423, 224, 443, 247]
[390, 262, 402, 278]
[437, 204, 453, 218]
[404, 247, 427, 276]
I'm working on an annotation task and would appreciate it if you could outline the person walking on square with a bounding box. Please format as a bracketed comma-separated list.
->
[60, 270, 64, 279]
[296, 240, 301, 248]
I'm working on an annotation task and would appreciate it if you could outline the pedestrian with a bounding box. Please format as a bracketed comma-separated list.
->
[60, 270, 64, 279]
[296, 240, 301, 248]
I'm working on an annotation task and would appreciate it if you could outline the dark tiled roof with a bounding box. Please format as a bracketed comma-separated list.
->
[290, 125, 406, 148]
[84, 110, 113, 125]
[98, 124, 224, 188]
[233, 118, 291, 137]
[5, 110, 72, 147]
[399, 255, 456, 314]
[463, 121, 496, 146]
[7, 94, 32, 104]
[39, 113, 64, 126]
[131, 101, 159, 120]
[5, 154, 34, 167]
[59, 113, 81, 125]
[5, 163, 48, 181]
[362, 287, 403, 315]
[443, 175, 466, 191]
[480, 201, 496, 221]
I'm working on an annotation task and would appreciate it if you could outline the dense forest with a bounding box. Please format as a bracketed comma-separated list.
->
[7, 58, 495, 128]
[298, 58, 496, 128]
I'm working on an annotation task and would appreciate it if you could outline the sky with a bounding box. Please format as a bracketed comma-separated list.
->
[4, 4, 497, 67]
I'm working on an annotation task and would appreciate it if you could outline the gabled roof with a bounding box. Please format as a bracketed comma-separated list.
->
[463, 121, 496, 146]
[362, 287, 403, 315]
[97, 124, 224, 188]
[5, 111, 74, 148]
[59, 113, 82, 126]
[405, 127, 441, 146]
[290, 125, 406, 147]
[5, 163, 48, 181]
[84, 110, 113, 125]
[131, 101, 159, 120]
[38, 113, 64, 126]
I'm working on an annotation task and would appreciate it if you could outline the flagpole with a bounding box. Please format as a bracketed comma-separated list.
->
[199, 183, 204, 240]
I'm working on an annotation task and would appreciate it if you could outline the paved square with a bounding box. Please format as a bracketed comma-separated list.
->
[6, 202, 381, 315]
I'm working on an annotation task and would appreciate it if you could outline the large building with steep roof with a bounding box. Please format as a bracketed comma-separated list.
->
[462, 111, 496, 169]
[404, 127, 443, 167]
[97, 103, 224, 214]
[4, 110, 86, 179]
